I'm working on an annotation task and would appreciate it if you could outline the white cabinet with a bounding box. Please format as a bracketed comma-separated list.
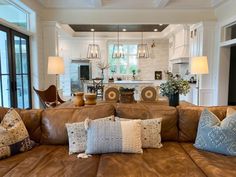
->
[189, 22, 216, 106]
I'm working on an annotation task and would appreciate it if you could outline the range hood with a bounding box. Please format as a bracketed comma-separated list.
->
[169, 25, 190, 64]
[170, 44, 189, 64]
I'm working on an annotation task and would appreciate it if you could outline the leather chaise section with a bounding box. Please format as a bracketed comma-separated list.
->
[181, 143, 236, 177]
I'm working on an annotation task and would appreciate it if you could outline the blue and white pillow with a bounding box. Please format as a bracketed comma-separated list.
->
[85, 119, 143, 154]
[194, 109, 236, 156]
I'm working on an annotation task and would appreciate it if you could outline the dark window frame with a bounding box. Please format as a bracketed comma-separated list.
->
[0, 24, 32, 109]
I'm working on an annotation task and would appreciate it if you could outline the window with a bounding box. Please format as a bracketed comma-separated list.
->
[108, 43, 138, 76]
[0, 24, 31, 109]
[0, 0, 29, 30]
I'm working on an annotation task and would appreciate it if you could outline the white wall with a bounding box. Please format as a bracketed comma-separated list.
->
[59, 37, 169, 97]
[213, 0, 236, 105]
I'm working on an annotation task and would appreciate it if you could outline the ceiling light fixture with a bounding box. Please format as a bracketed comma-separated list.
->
[112, 25, 124, 59]
[91, 28, 95, 32]
[154, 29, 158, 32]
[122, 28, 126, 32]
[87, 30, 101, 59]
[160, 24, 163, 26]
[137, 32, 149, 59]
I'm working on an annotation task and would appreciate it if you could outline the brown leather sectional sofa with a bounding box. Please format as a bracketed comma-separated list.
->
[0, 103, 236, 177]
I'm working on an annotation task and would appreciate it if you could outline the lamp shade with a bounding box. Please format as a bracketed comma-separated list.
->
[190, 56, 209, 74]
[48, 56, 65, 74]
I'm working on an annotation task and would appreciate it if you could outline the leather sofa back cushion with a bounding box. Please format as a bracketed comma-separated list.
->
[116, 104, 178, 141]
[178, 106, 236, 142]
[40, 104, 115, 145]
[0, 108, 42, 143]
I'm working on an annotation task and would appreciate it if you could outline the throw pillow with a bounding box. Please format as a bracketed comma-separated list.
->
[85, 119, 143, 154]
[194, 109, 236, 156]
[66, 115, 114, 154]
[115, 117, 162, 148]
[0, 109, 35, 159]
[227, 107, 236, 117]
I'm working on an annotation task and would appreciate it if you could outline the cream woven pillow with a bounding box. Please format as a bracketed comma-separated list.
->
[115, 117, 163, 148]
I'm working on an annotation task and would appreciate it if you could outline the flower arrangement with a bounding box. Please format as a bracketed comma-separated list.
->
[160, 71, 190, 97]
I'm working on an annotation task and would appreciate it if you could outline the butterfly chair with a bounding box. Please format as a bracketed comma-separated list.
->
[33, 85, 65, 109]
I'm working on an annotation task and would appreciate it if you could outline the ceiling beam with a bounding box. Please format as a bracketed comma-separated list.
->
[211, 0, 225, 7]
[92, 0, 103, 8]
[154, 0, 170, 8]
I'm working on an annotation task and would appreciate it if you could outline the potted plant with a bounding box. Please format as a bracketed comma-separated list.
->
[160, 72, 190, 107]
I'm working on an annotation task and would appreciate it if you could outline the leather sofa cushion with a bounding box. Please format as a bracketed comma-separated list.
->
[41, 104, 115, 145]
[0, 107, 42, 143]
[0, 143, 205, 177]
[181, 143, 236, 177]
[177, 106, 236, 142]
[115, 103, 178, 141]
[115, 103, 151, 119]
[0, 145, 100, 177]
[145, 105, 178, 141]
[97, 142, 206, 177]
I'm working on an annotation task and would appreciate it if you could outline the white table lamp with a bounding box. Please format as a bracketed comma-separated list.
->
[190, 56, 209, 105]
[48, 56, 65, 104]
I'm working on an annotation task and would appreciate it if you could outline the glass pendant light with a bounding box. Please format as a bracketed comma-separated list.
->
[87, 30, 101, 59]
[112, 25, 124, 58]
[137, 32, 149, 58]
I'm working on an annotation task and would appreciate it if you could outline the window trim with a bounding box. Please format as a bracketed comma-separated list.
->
[108, 41, 139, 76]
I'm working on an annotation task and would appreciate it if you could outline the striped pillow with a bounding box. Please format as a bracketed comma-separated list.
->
[66, 115, 114, 154]
[85, 119, 143, 154]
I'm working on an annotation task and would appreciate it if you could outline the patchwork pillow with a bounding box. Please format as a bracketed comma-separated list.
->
[85, 119, 143, 154]
[115, 117, 162, 148]
[0, 109, 35, 159]
[66, 115, 114, 154]
[194, 109, 236, 156]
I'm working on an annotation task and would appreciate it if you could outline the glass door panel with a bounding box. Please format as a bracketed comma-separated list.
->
[0, 25, 31, 109]
[0, 29, 11, 107]
[13, 33, 31, 109]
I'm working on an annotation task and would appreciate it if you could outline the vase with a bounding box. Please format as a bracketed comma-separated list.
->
[168, 93, 179, 107]
[84, 93, 97, 105]
[73, 92, 84, 107]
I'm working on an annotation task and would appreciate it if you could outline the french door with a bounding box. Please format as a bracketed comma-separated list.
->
[0, 24, 31, 109]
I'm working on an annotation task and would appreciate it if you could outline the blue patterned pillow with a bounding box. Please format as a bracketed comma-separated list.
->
[194, 109, 236, 156]
[85, 119, 143, 154]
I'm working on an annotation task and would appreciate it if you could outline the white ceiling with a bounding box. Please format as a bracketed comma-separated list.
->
[37, 0, 228, 9]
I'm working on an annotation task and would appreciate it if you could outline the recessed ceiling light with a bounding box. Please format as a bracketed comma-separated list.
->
[91, 28, 95, 31]
[159, 24, 163, 26]
[154, 29, 158, 32]
[122, 28, 127, 32]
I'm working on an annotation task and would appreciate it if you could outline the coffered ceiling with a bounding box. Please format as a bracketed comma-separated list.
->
[69, 24, 168, 32]
[37, 0, 228, 9]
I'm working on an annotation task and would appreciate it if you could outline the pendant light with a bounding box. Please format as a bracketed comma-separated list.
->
[112, 25, 124, 58]
[87, 30, 101, 59]
[137, 32, 149, 58]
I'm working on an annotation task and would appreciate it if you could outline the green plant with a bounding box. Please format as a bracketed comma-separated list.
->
[160, 72, 190, 97]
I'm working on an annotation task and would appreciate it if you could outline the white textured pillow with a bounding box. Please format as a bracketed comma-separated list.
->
[85, 119, 143, 154]
[115, 117, 162, 148]
[66, 115, 114, 155]
[227, 107, 236, 117]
